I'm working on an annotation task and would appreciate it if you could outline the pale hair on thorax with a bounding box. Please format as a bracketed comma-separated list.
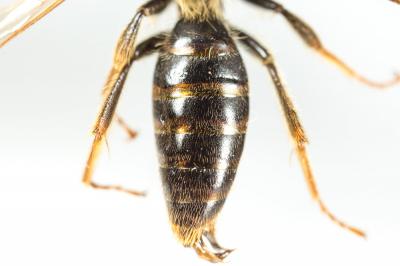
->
[175, 0, 222, 20]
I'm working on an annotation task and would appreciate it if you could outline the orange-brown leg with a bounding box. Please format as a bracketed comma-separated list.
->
[243, 0, 400, 89]
[237, 30, 366, 238]
[83, 134, 145, 196]
[82, 61, 146, 196]
[116, 115, 138, 140]
[82, 19, 167, 195]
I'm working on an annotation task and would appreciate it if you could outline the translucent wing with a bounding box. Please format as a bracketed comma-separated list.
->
[0, 0, 64, 47]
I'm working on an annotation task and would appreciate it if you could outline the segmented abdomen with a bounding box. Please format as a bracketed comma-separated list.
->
[153, 19, 249, 246]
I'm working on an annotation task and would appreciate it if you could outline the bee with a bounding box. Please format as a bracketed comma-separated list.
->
[1, 0, 399, 263]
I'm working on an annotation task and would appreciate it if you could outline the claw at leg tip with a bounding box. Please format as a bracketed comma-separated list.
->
[350, 227, 367, 239]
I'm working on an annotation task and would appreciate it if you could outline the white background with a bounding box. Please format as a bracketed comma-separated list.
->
[0, 0, 400, 265]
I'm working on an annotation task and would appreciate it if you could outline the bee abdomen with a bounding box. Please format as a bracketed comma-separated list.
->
[152, 18, 248, 247]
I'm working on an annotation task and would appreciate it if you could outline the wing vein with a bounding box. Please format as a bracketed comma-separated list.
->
[0, 0, 65, 48]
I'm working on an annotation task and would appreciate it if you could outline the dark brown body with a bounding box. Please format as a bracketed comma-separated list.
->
[153, 19, 249, 246]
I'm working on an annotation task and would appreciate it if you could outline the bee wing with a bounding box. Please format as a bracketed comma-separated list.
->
[0, 0, 64, 47]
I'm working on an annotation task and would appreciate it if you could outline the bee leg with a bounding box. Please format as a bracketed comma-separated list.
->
[243, 0, 400, 89]
[236, 29, 366, 238]
[116, 115, 138, 140]
[83, 33, 166, 196]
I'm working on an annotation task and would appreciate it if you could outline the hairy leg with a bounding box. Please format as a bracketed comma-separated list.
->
[243, 0, 400, 89]
[236, 29, 366, 238]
